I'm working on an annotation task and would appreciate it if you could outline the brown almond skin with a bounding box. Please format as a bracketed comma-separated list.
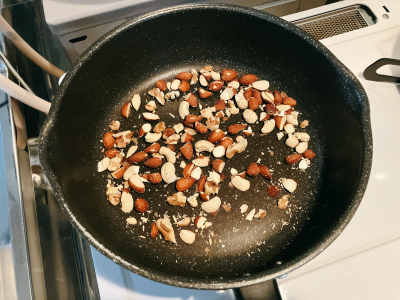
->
[285, 108, 293, 115]
[283, 97, 296, 106]
[183, 163, 194, 177]
[199, 192, 210, 202]
[176, 72, 192, 81]
[259, 164, 272, 180]
[185, 115, 202, 124]
[274, 116, 286, 130]
[268, 185, 279, 197]
[105, 149, 119, 158]
[228, 124, 247, 135]
[208, 130, 225, 143]
[253, 89, 262, 105]
[220, 173, 226, 181]
[281, 91, 288, 98]
[129, 151, 148, 163]
[144, 143, 161, 153]
[265, 104, 279, 116]
[303, 149, 316, 159]
[239, 74, 258, 86]
[143, 157, 163, 168]
[197, 176, 207, 192]
[214, 99, 226, 111]
[248, 97, 259, 111]
[167, 144, 175, 152]
[181, 119, 194, 128]
[246, 163, 260, 177]
[135, 198, 149, 213]
[185, 93, 198, 107]
[209, 81, 224, 92]
[112, 167, 126, 179]
[243, 87, 253, 100]
[162, 128, 175, 139]
[151, 222, 158, 238]
[273, 90, 283, 104]
[195, 122, 208, 134]
[238, 172, 246, 179]
[198, 88, 213, 99]
[221, 69, 238, 82]
[121, 102, 131, 118]
[180, 142, 193, 160]
[148, 173, 162, 184]
[176, 177, 196, 192]
[285, 154, 303, 164]
[220, 137, 233, 148]
[103, 132, 115, 149]
[156, 80, 167, 91]
[179, 81, 190, 93]
[212, 159, 225, 173]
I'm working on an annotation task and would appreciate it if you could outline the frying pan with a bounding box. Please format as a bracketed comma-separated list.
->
[5, 3, 373, 296]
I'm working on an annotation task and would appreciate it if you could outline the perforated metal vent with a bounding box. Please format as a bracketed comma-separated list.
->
[293, 5, 376, 40]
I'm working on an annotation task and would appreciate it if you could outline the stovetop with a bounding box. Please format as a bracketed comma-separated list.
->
[1, 0, 400, 299]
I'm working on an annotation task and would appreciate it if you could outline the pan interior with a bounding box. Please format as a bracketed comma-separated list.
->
[41, 6, 367, 283]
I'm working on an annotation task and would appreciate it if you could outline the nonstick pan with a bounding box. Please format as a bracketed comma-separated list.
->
[37, 3, 372, 293]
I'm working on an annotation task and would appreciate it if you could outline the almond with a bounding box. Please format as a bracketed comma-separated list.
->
[274, 90, 283, 104]
[259, 164, 272, 180]
[176, 177, 196, 192]
[253, 89, 262, 105]
[199, 192, 210, 202]
[183, 163, 194, 177]
[180, 142, 193, 160]
[144, 157, 162, 168]
[285, 153, 303, 164]
[274, 116, 286, 130]
[248, 97, 259, 111]
[167, 144, 175, 152]
[144, 143, 161, 153]
[129, 151, 148, 163]
[285, 108, 293, 115]
[221, 69, 237, 82]
[283, 97, 296, 106]
[180, 230, 196, 244]
[103, 132, 115, 149]
[121, 158, 132, 169]
[303, 149, 316, 159]
[220, 137, 233, 148]
[111, 167, 126, 179]
[185, 93, 198, 107]
[175, 71, 191, 81]
[213, 99, 225, 111]
[181, 132, 194, 143]
[244, 87, 253, 100]
[212, 159, 225, 173]
[179, 81, 190, 93]
[265, 104, 279, 116]
[195, 122, 208, 134]
[162, 128, 175, 139]
[281, 91, 288, 98]
[208, 129, 225, 143]
[192, 156, 210, 167]
[238, 172, 246, 179]
[262, 91, 274, 104]
[121, 102, 131, 118]
[195, 216, 207, 228]
[151, 222, 158, 238]
[278, 195, 289, 210]
[128, 175, 145, 193]
[239, 74, 258, 85]
[252, 80, 269, 91]
[156, 218, 176, 243]
[142, 112, 160, 121]
[228, 124, 247, 135]
[181, 119, 194, 128]
[209, 80, 224, 92]
[135, 198, 149, 212]
[228, 79, 240, 89]
[198, 88, 213, 98]
[197, 175, 207, 192]
[138, 123, 152, 138]
[153, 122, 166, 134]
[156, 79, 167, 91]
[105, 149, 119, 158]
[246, 163, 260, 177]
[146, 172, 161, 184]
[185, 115, 202, 124]
[267, 185, 279, 197]
[282, 178, 297, 193]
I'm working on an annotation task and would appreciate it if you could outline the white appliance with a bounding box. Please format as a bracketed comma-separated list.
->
[42, 0, 400, 299]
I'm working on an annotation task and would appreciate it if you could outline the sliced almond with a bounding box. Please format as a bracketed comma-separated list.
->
[180, 230, 196, 244]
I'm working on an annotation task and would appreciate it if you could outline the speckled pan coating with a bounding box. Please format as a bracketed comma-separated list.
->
[38, 4, 372, 290]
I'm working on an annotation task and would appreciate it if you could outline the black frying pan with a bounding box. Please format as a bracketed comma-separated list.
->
[38, 4, 372, 293]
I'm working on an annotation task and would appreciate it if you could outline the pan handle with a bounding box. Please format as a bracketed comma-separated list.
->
[363, 58, 400, 83]
[0, 73, 50, 113]
[234, 279, 282, 300]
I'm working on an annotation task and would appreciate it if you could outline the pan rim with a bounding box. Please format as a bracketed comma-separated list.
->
[38, 3, 373, 289]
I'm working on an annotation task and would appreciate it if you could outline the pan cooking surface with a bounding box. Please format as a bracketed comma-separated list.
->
[39, 4, 371, 288]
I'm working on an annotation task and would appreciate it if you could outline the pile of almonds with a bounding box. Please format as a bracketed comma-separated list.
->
[98, 66, 316, 246]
